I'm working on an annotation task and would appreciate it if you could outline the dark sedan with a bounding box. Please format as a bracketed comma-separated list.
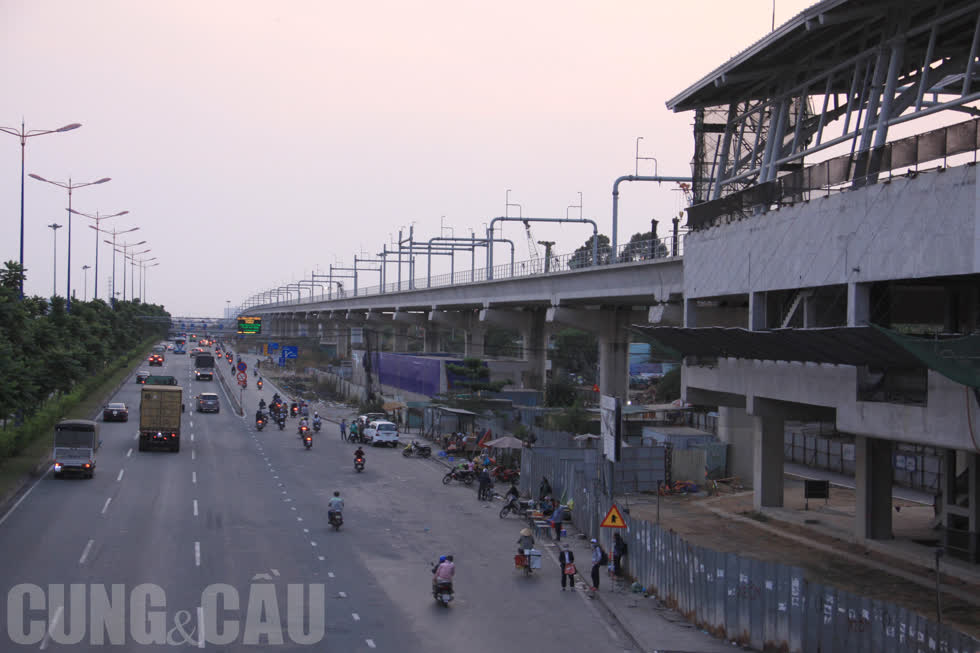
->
[103, 402, 129, 422]
[136, 370, 150, 384]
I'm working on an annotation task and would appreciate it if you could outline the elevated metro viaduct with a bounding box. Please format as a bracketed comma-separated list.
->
[240, 255, 684, 401]
[641, 0, 980, 561]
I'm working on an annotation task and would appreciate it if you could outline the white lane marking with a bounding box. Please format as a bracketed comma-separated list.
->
[79, 539, 94, 565]
[366, 639, 376, 648]
[126, 448, 133, 457]
[352, 613, 360, 621]
[319, 556, 325, 561]
[191, 450, 196, 460]
[116, 469, 124, 482]
[197, 606, 205, 648]
[190, 420, 194, 428]
[133, 433, 138, 440]
[193, 500, 199, 517]
[0, 466, 51, 528]
[191, 433, 195, 442]
[195, 541, 201, 566]
[101, 498, 112, 514]
[311, 541, 317, 547]
[303, 528, 309, 533]
[297, 517, 303, 522]
[338, 591, 347, 598]
[192, 471, 197, 484]
[39, 605, 63, 650]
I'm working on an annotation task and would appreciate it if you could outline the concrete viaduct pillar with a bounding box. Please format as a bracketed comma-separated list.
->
[480, 307, 547, 389]
[855, 435, 894, 541]
[429, 309, 483, 356]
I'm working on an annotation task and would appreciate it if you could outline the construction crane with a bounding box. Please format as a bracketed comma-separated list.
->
[523, 220, 540, 262]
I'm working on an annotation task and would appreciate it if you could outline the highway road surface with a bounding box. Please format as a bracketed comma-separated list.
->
[0, 347, 734, 652]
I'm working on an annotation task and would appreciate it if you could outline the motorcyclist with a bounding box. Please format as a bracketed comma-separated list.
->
[432, 555, 455, 591]
[301, 402, 309, 417]
[517, 528, 535, 553]
[255, 408, 265, 424]
[291, 402, 299, 417]
[313, 413, 322, 429]
[328, 491, 344, 522]
[505, 483, 520, 503]
[299, 416, 310, 433]
[259, 398, 267, 411]
[354, 446, 365, 461]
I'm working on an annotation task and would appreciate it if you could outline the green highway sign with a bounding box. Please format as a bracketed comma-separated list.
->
[237, 316, 262, 334]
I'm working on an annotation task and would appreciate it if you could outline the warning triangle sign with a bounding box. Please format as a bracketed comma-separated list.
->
[600, 504, 627, 528]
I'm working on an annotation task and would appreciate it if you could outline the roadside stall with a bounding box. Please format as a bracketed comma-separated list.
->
[423, 406, 478, 455]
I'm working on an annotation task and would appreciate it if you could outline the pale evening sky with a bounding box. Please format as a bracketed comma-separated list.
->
[1, 0, 815, 316]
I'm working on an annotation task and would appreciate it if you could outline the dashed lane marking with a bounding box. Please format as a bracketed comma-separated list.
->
[193, 499, 199, 517]
[191, 450, 196, 460]
[101, 498, 112, 514]
[352, 613, 360, 621]
[366, 639, 376, 649]
[338, 591, 347, 598]
[126, 448, 133, 457]
[39, 605, 63, 650]
[116, 469, 124, 482]
[79, 539, 94, 565]
[195, 541, 201, 566]
[192, 471, 197, 484]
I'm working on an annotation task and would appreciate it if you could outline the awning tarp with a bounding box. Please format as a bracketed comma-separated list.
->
[632, 325, 980, 389]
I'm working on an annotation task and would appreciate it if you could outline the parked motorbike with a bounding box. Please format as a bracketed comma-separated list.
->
[498, 497, 532, 519]
[402, 441, 432, 458]
[442, 468, 476, 486]
[354, 455, 365, 472]
[492, 466, 520, 483]
[328, 510, 343, 531]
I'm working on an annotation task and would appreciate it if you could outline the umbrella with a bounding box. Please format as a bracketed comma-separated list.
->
[483, 436, 525, 449]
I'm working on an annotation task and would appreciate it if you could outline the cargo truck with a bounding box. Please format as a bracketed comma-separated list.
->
[53, 419, 100, 478]
[194, 352, 215, 381]
[139, 385, 182, 452]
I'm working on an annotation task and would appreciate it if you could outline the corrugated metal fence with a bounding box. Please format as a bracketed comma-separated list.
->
[523, 440, 980, 653]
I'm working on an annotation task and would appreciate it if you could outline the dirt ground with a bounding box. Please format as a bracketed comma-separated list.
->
[621, 478, 980, 640]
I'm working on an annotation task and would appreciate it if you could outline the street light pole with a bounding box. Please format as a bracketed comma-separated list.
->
[135, 256, 156, 302]
[81, 264, 91, 301]
[0, 120, 81, 299]
[143, 263, 159, 303]
[71, 209, 129, 301]
[111, 240, 147, 301]
[47, 223, 62, 297]
[91, 225, 138, 306]
[118, 248, 150, 301]
[29, 174, 110, 311]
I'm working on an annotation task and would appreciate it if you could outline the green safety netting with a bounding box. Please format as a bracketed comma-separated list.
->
[872, 325, 980, 389]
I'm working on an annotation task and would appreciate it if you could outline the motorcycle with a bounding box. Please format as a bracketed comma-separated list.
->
[328, 510, 343, 531]
[313, 420, 321, 433]
[303, 433, 313, 450]
[354, 456, 365, 472]
[256, 417, 266, 432]
[402, 441, 432, 458]
[430, 566, 454, 607]
[291, 404, 299, 418]
[492, 466, 520, 484]
[478, 482, 494, 501]
[442, 468, 476, 486]
[257, 380, 263, 390]
[277, 416, 286, 431]
[499, 496, 532, 519]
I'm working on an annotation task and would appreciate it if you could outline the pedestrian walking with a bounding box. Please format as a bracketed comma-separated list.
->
[559, 544, 575, 591]
[340, 418, 348, 441]
[613, 533, 627, 578]
[590, 539, 606, 595]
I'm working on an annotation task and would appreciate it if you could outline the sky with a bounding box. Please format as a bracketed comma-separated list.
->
[0, 0, 816, 317]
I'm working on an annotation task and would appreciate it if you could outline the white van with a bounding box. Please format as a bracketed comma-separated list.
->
[363, 420, 399, 447]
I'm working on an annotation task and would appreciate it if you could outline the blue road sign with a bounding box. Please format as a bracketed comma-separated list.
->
[283, 346, 298, 359]
[278, 352, 286, 368]
[237, 361, 247, 372]
[268, 342, 280, 351]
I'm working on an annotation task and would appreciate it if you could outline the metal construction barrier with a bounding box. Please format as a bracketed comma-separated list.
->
[523, 438, 980, 653]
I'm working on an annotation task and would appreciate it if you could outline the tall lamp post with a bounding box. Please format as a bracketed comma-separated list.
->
[143, 262, 159, 303]
[0, 120, 81, 299]
[109, 240, 147, 302]
[134, 256, 156, 301]
[47, 223, 62, 297]
[90, 225, 139, 306]
[117, 247, 150, 301]
[29, 174, 110, 310]
[81, 264, 91, 301]
[70, 209, 129, 300]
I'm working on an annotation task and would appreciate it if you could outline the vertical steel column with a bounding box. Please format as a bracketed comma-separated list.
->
[710, 103, 737, 201]
[915, 23, 938, 111]
[962, 11, 980, 96]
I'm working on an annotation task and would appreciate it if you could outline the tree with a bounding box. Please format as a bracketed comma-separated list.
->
[568, 234, 611, 269]
[0, 261, 25, 292]
[621, 230, 669, 262]
[655, 366, 681, 403]
[446, 357, 510, 396]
